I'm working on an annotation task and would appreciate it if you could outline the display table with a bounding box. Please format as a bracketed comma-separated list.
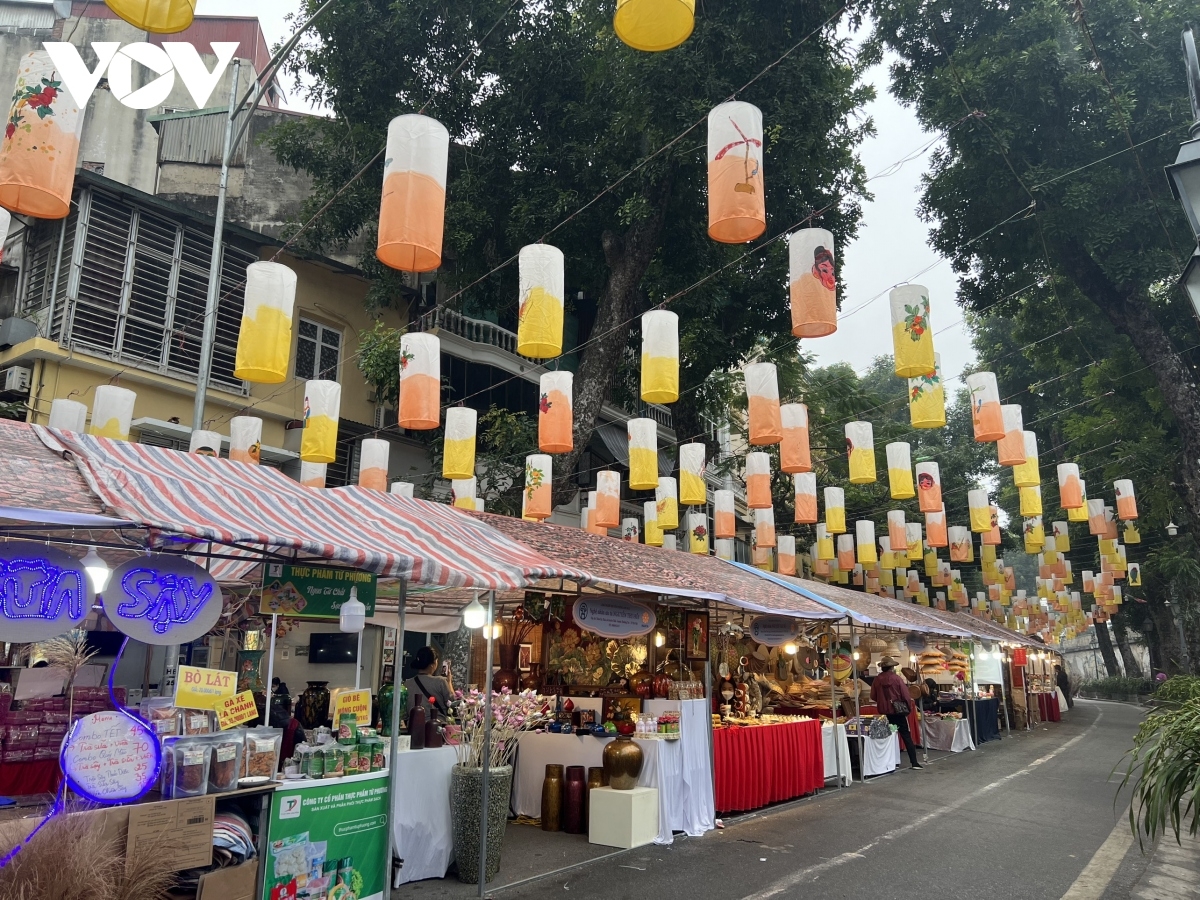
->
[821, 723, 851, 786]
[391, 745, 458, 886]
[712, 719, 824, 813]
[1035, 692, 1061, 723]
[969, 697, 1001, 743]
[861, 734, 900, 777]
[0, 759, 60, 795]
[921, 716, 975, 752]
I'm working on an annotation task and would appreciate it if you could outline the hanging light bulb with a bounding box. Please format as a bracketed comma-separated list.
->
[655, 631, 665, 648]
[462, 596, 487, 630]
[783, 642, 798, 656]
[81, 546, 110, 592]
[339, 587, 366, 634]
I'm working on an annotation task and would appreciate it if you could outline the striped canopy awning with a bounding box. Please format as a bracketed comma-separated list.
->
[36, 427, 590, 590]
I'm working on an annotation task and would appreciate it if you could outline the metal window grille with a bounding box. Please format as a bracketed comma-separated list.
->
[295, 317, 342, 382]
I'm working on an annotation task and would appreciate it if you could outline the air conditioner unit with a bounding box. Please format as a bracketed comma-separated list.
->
[373, 405, 387, 430]
[1, 365, 31, 394]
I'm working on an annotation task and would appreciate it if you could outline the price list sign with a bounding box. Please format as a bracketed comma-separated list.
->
[61, 710, 161, 803]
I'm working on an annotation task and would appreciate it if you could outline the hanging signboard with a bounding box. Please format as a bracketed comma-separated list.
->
[174, 665, 236, 710]
[748, 615, 801, 647]
[260, 564, 377, 619]
[60, 710, 161, 803]
[332, 689, 371, 728]
[103, 556, 223, 645]
[0, 544, 92, 642]
[571, 596, 655, 638]
[215, 690, 259, 730]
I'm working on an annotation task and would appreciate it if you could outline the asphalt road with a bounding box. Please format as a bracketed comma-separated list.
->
[396, 700, 1151, 900]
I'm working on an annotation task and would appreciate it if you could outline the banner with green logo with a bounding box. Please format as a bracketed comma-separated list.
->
[259, 563, 377, 619]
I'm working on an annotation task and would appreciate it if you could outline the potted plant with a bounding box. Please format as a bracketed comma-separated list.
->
[447, 688, 548, 883]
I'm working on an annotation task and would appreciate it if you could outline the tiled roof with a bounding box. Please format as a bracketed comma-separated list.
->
[0, 421, 107, 518]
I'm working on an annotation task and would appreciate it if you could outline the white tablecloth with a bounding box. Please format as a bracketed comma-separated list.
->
[821, 723, 851, 786]
[861, 733, 900, 777]
[391, 745, 458, 886]
[921, 716, 975, 752]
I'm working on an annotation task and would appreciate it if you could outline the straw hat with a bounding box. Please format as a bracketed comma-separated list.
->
[878, 656, 898, 669]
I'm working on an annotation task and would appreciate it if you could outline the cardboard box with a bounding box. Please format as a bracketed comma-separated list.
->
[127, 796, 216, 872]
[196, 859, 258, 900]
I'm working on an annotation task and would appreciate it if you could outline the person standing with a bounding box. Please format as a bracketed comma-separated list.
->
[1055, 664, 1074, 710]
[871, 656, 923, 770]
[405, 646, 454, 722]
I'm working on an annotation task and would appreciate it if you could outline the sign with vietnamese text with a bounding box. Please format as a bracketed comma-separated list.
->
[216, 690, 260, 730]
[103, 556, 223, 645]
[0, 544, 92, 642]
[44, 42, 239, 110]
[60, 710, 161, 803]
[572, 596, 655, 638]
[749, 615, 801, 647]
[332, 689, 371, 728]
[260, 564, 376, 619]
[174, 665, 236, 710]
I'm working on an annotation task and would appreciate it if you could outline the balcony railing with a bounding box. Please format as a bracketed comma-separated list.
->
[417, 306, 517, 355]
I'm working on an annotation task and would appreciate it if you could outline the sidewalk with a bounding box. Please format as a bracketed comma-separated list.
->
[1130, 829, 1200, 899]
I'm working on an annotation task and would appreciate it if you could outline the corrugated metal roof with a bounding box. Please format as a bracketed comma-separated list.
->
[0, 1, 57, 31]
[156, 108, 248, 166]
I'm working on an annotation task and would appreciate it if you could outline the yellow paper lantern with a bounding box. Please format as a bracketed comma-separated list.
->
[357, 439, 390, 491]
[378, 115, 449, 272]
[595, 470, 621, 529]
[887, 510, 906, 550]
[780, 403, 811, 473]
[300, 462, 326, 489]
[229, 416, 263, 465]
[398, 333, 441, 430]
[1019, 485, 1042, 517]
[452, 477, 477, 510]
[90, 385, 136, 441]
[714, 489, 736, 539]
[679, 442, 706, 504]
[889, 284, 935, 377]
[538, 371, 573, 453]
[234, 262, 296, 384]
[188, 429, 221, 456]
[1114, 479, 1138, 520]
[788, 228, 837, 337]
[613, 0, 695, 51]
[1057, 463, 1083, 510]
[688, 511, 709, 554]
[925, 507, 947, 548]
[755, 508, 776, 548]
[816, 524, 835, 561]
[656, 476, 679, 530]
[640, 310, 679, 403]
[301, 380, 341, 463]
[104, 0, 195, 33]
[997, 405, 1026, 467]
[524, 454, 552, 520]
[824, 486, 846, 534]
[628, 418, 659, 490]
[708, 101, 765, 243]
[886, 442, 914, 499]
[644, 500, 663, 547]
[1012, 431, 1040, 487]
[1050, 521, 1070, 552]
[0, 52, 83, 218]
[777, 535, 797, 576]
[745, 452, 772, 510]
[745, 362, 782, 445]
[845, 421, 876, 484]
[517, 244, 565, 359]
[967, 372, 1004, 442]
[908, 353, 945, 429]
[1123, 522, 1141, 544]
[716, 538, 736, 561]
[793, 472, 817, 524]
[856, 520, 877, 565]
[968, 489, 990, 533]
[443, 407, 477, 480]
[906, 522, 924, 560]
[916, 461, 942, 513]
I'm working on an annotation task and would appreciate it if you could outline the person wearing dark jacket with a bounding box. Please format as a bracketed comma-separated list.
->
[1055, 664, 1074, 710]
[870, 656, 923, 769]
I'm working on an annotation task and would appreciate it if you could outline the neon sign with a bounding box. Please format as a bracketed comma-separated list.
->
[103, 556, 223, 645]
[60, 709, 161, 804]
[0, 545, 91, 642]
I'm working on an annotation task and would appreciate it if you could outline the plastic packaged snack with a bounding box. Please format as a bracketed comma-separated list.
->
[163, 737, 210, 798]
[182, 710, 214, 736]
[239, 727, 282, 780]
[337, 713, 357, 745]
[208, 735, 243, 792]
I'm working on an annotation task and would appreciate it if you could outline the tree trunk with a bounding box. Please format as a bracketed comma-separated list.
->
[1146, 599, 1188, 675]
[1111, 613, 1144, 678]
[1093, 620, 1122, 677]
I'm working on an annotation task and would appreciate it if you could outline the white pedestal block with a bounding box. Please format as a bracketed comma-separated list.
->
[588, 786, 659, 849]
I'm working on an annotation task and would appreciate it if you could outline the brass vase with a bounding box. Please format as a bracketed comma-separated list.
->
[585, 766, 605, 827]
[521, 662, 541, 692]
[541, 763, 563, 831]
[602, 735, 644, 790]
[493, 645, 521, 692]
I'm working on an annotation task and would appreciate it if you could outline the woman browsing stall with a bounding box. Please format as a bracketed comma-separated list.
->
[405, 646, 454, 722]
[870, 657, 923, 770]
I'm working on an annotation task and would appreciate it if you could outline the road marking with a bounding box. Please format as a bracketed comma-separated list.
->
[737, 709, 1104, 900]
[1059, 808, 1133, 899]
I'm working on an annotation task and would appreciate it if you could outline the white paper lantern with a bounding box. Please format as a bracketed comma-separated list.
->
[824, 486, 845, 534]
[188, 429, 222, 456]
[234, 261, 296, 384]
[644, 499, 662, 547]
[452, 477, 477, 510]
[966, 372, 1004, 442]
[49, 398, 87, 433]
[398, 332, 440, 430]
[788, 228, 836, 337]
[358, 438, 390, 491]
[679, 442, 706, 505]
[714, 489, 736, 539]
[780, 403, 811, 473]
[595, 470, 621, 528]
[525, 454, 552, 520]
[517, 244, 565, 359]
[845, 421, 875, 484]
[628, 418, 659, 491]
[641, 310, 679, 403]
[539, 371, 573, 453]
[389, 480, 414, 498]
[793, 472, 817, 524]
[300, 461, 327, 488]
[754, 507, 776, 548]
[300, 380, 340, 464]
[229, 415, 262, 465]
[378, 114, 449, 272]
[744, 362, 782, 445]
[745, 452, 772, 509]
[708, 101, 765, 244]
[656, 476, 679, 530]
[443, 407, 477, 480]
[90, 385, 136, 441]
[889, 284, 934, 377]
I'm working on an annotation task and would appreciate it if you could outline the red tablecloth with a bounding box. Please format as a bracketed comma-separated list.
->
[1036, 693, 1061, 723]
[0, 760, 61, 795]
[713, 720, 824, 813]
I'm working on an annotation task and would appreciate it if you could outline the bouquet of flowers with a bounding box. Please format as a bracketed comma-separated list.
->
[447, 688, 550, 769]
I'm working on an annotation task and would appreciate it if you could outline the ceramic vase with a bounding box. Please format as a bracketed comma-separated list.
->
[521, 662, 541, 692]
[541, 763, 563, 831]
[563, 765, 586, 834]
[296, 680, 330, 729]
[602, 735, 644, 790]
[586, 766, 605, 826]
[450, 765, 513, 884]
[493, 645, 521, 692]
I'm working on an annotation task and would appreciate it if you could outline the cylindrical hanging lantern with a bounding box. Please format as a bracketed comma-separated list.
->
[358, 438, 390, 491]
[1019, 485, 1042, 517]
[442, 407, 477, 480]
[1067, 480, 1089, 522]
[0, 52, 83, 219]
[968, 490, 990, 533]
[886, 442, 914, 499]
[983, 505, 1002, 546]
[538, 371, 573, 453]
[816, 524, 835, 560]
[889, 284, 935, 377]
[656, 476, 679, 530]
[707, 101, 765, 244]
[621, 518, 641, 543]
[906, 522, 925, 560]
[103, 0, 195, 33]
[398, 332, 440, 430]
[679, 442, 706, 505]
[745, 452, 772, 509]
[524, 454, 552, 520]
[688, 511, 709, 555]
[779, 403, 811, 473]
[926, 508, 948, 548]
[389, 480, 413, 498]
[887, 510, 906, 549]
[644, 500, 663, 547]
[824, 486, 846, 534]
[714, 489, 736, 539]
[1087, 499, 1106, 536]
[301, 380, 341, 463]
[628, 418, 659, 491]
[908, 353, 946, 429]
[48, 398, 87, 433]
[229, 416, 263, 465]
[1114, 479, 1138, 520]
[1052, 521, 1071, 552]
[1012, 431, 1040, 488]
[949, 526, 972, 562]
[475, 498, 486, 513]
[788, 228, 837, 337]
[793, 472, 817, 524]
[234, 261, 296, 383]
[640, 310, 679, 404]
[661, 534, 677, 551]
[452, 477, 477, 510]
[777, 535, 797, 575]
[301, 462, 327, 489]
[517, 244, 565, 359]
[90, 385, 136, 440]
[997, 405, 1026, 467]
[845, 421, 876, 484]
[716, 538, 736, 561]
[613, 0, 695, 51]
[966, 372, 1004, 442]
[744, 362, 782, 445]
[188, 429, 221, 456]
[1057, 463, 1083, 509]
[378, 114, 449, 272]
[755, 508, 776, 548]
[916, 461, 942, 513]
[856, 520, 877, 565]
[836, 534, 855, 570]
[595, 470, 621, 529]
[1024, 517, 1045, 552]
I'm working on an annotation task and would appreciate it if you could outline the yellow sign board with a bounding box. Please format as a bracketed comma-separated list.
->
[215, 690, 260, 730]
[174, 665, 236, 710]
[332, 689, 371, 727]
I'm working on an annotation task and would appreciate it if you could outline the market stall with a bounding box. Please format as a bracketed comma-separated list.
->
[712, 718, 825, 812]
[921, 714, 975, 752]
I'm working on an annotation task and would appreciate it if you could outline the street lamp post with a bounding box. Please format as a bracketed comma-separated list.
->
[1166, 27, 1200, 312]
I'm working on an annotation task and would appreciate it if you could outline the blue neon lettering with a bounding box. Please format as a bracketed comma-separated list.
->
[116, 568, 213, 634]
[0, 558, 85, 622]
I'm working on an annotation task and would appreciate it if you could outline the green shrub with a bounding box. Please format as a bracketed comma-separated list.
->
[1155, 676, 1200, 706]
[1121, 699, 1200, 844]
[1079, 676, 1156, 697]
